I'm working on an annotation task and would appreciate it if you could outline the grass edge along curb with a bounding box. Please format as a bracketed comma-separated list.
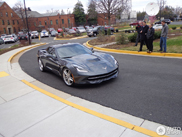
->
[86, 40, 182, 58]
[8, 43, 47, 62]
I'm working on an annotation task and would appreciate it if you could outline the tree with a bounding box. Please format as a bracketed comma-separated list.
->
[87, 0, 97, 25]
[61, 9, 65, 15]
[92, 0, 130, 25]
[73, 1, 86, 26]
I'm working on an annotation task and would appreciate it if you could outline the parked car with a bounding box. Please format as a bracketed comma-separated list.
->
[85, 26, 89, 29]
[57, 28, 63, 33]
[31, 31, 39, 39]
[12, 34, 18, 42]
[48, 28, 55, 34]
[51, 30, 58, 37]
[4, 35, 16, 44]
[105, 26, 115, 33]
[87, 26, 107, 37]
[86, 27, 93, 33]
[37, 43, 119, 86]
[17, 31, 24, 37]
[76, 27, 86, 33]
[155, 19, 171, 25]
[1, 34, 6, 41]
[18, 34, 28, 40]
[64, 28, 70, 32]
[40, 30, 49, 38]
[129, 21, 139, 26]
[68, 29, 77, 35]
[72, 27, 77, 31]
[153, 24, 163, 30]
[0, 37, 4, 45]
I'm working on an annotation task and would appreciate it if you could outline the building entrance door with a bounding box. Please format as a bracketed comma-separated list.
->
[8, 28, 11, 34]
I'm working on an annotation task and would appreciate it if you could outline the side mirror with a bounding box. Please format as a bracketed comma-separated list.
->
[90, 47, 94, 53]
[47, 54, 58, 61]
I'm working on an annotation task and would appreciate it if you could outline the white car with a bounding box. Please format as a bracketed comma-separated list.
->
[76, 27, 86, 33]
[40, 30, 49, 38]
[4, 35, 16, 44]
[153, 24, 162, 30]
[31, 31, 39, 39]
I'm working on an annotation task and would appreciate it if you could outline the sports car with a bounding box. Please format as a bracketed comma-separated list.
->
[37, 43, 119, 86]
[40, 30, 49, 38]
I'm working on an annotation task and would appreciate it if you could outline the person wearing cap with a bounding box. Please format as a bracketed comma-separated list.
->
[139, 21, 149, 52]
[159, 20, 168, 53]
[146, 23, 155, 53]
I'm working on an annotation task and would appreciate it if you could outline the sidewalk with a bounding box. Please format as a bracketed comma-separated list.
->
[0, 43, 179, 137]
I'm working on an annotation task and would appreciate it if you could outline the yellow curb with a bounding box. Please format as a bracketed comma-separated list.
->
[0, 71, 9, 78]
[21, 79, 168, 137]
[86, 41, 182, 58]
[54, 35, 87, 40]
[8, 43, 47, 62]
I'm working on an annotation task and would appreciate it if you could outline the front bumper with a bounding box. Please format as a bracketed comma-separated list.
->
[74, 68, 119, 84]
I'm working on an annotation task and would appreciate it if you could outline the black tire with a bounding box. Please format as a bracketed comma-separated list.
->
[62, 68, 74, 87]
[38, 58, 45, 72]
[93, 33, 97, 37]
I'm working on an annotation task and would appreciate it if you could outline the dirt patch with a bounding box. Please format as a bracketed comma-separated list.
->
[88, 36, 115, 46]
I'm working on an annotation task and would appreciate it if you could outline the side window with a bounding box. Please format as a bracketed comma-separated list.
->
[47, 47, 53, 54]
[50, 50, 56, 57]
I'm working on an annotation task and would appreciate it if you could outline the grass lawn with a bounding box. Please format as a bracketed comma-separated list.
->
[168, 24, 182, 29]
[122, 35, 182, 53]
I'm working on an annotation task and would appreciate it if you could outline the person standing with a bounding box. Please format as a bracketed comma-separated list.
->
[134, 21, 143, 46]
[139, 21, 149, 52]
[146, 24, 155, 53]
[159, 20, 168, 53]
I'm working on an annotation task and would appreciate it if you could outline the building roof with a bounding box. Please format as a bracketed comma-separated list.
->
[0, 2, 4, 7]
[41, 12, 59, 17]
[27, 11, 43, 17]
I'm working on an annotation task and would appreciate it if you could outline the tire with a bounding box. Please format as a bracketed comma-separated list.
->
[93, 33, 97, 37]
[38, 58, 45, 72]
[62, 68, 74, 86]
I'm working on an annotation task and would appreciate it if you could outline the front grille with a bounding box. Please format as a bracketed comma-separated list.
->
[88, 68, 118, 81]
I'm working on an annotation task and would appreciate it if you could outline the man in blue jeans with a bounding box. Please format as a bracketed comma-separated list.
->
[159, 20, 168, 53]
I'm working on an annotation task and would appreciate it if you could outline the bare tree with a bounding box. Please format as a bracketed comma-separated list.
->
[61, 9, 65, 15]
[92, 0, 130, 25]
[157, 0, 166, 10]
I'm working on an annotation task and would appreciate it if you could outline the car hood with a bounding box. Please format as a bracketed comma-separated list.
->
[63, 53, 117, 75]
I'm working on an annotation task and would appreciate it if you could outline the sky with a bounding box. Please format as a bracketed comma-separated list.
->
[3, 0, 182, 14]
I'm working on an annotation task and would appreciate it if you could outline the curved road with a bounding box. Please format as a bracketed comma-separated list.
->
[19, 38, 182, 128]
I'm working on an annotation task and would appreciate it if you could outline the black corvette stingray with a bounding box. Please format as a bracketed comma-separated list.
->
[37, 43, 119, 86]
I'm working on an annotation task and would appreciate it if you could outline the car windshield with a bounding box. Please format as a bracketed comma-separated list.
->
[32, 31, 38, 34]
[56, 44, 92, 58]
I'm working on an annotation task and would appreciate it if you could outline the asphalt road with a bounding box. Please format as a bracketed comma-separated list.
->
[171, 21, 182, 25]
[19, 38, 182, 128]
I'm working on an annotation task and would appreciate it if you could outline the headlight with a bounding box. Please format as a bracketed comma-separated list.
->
[73, 64, 88, 72]
[111, 56, 118, 65]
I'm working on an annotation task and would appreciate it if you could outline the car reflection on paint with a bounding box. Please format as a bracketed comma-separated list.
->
[37, 43, 119, 86]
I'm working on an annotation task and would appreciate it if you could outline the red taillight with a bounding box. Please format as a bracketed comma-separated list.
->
[26, 36, 27, 38]
[11, 37, 13, 39]
[4, 38, 6, 40]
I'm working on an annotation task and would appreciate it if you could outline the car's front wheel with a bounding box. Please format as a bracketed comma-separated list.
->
[93, 33, 97, 37]
[38, 58, 45, 72]
[62, 68, 74, 86]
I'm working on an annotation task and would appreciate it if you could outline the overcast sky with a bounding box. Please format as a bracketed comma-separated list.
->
[4, 0, 182, 13]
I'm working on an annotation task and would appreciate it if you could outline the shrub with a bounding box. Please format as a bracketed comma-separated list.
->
[107, 28, 111, 35]
[97, 30, 106, 42]
[172, 27, 176, 30]
[60, 32, 64, 37]
[153, 31, 161, 40]
[128, 32, 137, 42]
[180, 26, 182, 29]
[115, 32, 128, 44]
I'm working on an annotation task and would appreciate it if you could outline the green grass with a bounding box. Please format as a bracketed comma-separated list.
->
[122, 35, 182, 53]
[82, 32, 87, 36]
[11, 45, 19, 48]
[168, 24, 182, 29]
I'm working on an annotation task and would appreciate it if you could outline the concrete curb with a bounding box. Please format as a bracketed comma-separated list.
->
[86, 41, 182, 58]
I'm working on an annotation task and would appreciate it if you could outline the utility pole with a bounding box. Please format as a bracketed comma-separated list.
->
[23, 0, 31, 45]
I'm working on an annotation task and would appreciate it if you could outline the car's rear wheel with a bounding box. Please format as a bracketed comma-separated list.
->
[38, 58, 45, 72]
[62, 68, 74, 86]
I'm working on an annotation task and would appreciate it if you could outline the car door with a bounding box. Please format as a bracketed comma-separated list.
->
[46, 48, 60, 74]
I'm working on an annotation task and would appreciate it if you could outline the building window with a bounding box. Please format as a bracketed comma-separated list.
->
[39, 21, 41, 25]
[12, 20, 15, 25]
[3, 28, 6, 34]
[6, 12, 8, 17]
[2, 20, 5, 25]
[11, 13, 13, 17]
[45, 21, 47, 25]
[62, 19, 64, 24]
[56, 20, 58, 25]
[17, 20, 19, 24]
[14, 27, 16, 33]
[50, 20, 52, 25]
[7, 20, 10, 25]
[0, 12, 2, 17]
[34, 22, 36, 26]
[68, 19, 70, 24]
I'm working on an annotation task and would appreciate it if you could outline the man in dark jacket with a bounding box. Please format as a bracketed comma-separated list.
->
[134, 21, 143, 46]
[146, 24, 155, 53]
[139, 21, 149, 52]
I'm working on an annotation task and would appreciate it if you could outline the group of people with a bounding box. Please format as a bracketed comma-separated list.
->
[134, 20, 168, 53]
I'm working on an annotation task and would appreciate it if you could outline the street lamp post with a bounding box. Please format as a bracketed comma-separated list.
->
[23, 0, 31, 45]
[67, 8, 69, 28]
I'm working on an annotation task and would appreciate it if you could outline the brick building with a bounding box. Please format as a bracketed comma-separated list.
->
[97, 13, 116, 25]
[0, 1, 22, 34]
